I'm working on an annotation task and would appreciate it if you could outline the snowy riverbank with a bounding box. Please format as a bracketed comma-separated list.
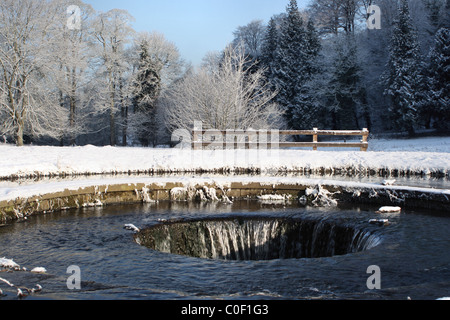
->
[0, 137, 449, 180]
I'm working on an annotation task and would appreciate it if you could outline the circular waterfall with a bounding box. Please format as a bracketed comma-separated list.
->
[135, 216, 381, 261]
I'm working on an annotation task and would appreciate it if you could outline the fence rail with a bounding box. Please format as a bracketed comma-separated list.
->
[192, 128, 369, 151]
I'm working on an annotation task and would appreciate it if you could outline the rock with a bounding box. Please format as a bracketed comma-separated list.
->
[376, 206, 402, 213]
[31, 267, 47, 274]
[124, 224, 140, 232]
[31, 284, 42, 293]
[17, 288, 27, 298]
[0, 257, 20, 269]
[369, 219, 390, 226]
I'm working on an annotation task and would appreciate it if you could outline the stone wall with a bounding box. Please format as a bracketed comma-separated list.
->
[1, 181, 449, 223]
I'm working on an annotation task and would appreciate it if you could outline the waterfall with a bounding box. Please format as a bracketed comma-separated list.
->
[136, 217, 381, 261]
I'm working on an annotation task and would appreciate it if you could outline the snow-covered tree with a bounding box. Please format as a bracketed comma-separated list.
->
[0, 0, 68, 146]
[50, 0, 96, 146]
[426, 27, 450, 131]
[270, 0, 310, 129]
[231, 20, 266, 60]
[291, 19, 323, 130]
[164, 46, 283, 133]
[92, 9, 135, 146]
[129, 32, 183, 146]
[383, 0, 423, 136]
[309, 0, 362, 35]
[260, 16, 281, 93]
[326, 35, 366, 130]
[131, 39, 161, 146]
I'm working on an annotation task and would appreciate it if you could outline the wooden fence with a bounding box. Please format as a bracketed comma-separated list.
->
[191, 128, 369, 151]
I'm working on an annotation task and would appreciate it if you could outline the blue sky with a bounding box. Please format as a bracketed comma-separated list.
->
[84, 0, 311, 65]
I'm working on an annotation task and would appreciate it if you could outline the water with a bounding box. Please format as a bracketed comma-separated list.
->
[0, 201, 449, 300]
[137, 216, 382, 260]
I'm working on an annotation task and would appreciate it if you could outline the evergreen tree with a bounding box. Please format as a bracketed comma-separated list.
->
[304, 19, 321, 73]
[327, 35, 365, 130]
[383, 0, 422, 136]
[261, 17, 279, 91]
[291, 19, 323, 129]
[271, 0, 308, 129]
[132, 40, 161, 146]
[427, 27, 450, 131]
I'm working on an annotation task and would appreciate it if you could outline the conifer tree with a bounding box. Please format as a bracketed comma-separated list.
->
[384, 0, 422, 136]
[327, 36, 364, 130]
[291, 19, 322, 129]
[427, 27, 450, 131]
[132, 40, 161, 146]
[261, 17, 279, 92]
[272, 0, 308, 129]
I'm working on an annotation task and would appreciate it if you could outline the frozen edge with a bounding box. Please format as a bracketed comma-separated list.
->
[1, 176, 449, 203]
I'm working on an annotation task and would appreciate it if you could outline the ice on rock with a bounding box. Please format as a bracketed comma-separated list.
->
[377, 206, 402, 213]
[0, 257, 20, 269]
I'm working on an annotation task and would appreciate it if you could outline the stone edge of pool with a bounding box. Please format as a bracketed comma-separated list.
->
[1, 180, 449, 223]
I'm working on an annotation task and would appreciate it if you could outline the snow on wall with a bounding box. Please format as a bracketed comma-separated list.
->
[0, 175, 448, 203]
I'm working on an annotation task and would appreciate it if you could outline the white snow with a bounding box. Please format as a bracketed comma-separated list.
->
[0, 175, 449, 204]
[382, 179, 396, 186]
[0, 137, 449, 180]
[256, 194, 292, 204]
[30, 267, 47, 274]
[0, 257, 20, 269]
[124, 224, 140, 232]
[257, 194, 290, 201]
[368, 137, 450, 153]
[305, 185, 338, 207]
[0, 137, 448, 204]
[377, 206, 402, 213]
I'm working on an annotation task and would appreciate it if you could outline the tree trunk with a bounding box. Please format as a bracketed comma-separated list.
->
[16, 118, 24, 147]
[109, 76, 116, 146]
[110, 105, 116, 146]
[69, 68, 77, 145]
[119, 78, 127, 146]
[122, 105, 128, 146]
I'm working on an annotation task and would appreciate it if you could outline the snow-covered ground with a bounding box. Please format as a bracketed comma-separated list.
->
[0, 137, 448, 203]
[368, 136, 450, 153]
[0, 137, 449, 179]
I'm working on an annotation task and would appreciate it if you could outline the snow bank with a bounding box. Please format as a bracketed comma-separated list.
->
[0, 140, 449, 179]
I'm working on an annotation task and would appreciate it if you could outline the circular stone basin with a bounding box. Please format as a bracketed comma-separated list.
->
[135, 216, 381, 261]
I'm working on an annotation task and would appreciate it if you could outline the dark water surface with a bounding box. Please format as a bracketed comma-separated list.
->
[0, 201, 449, 300]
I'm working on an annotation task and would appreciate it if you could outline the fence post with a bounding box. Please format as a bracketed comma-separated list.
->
[361, 128, 369, 152]
[313, 128, 318, 151]
[193, 121, 203, 150]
